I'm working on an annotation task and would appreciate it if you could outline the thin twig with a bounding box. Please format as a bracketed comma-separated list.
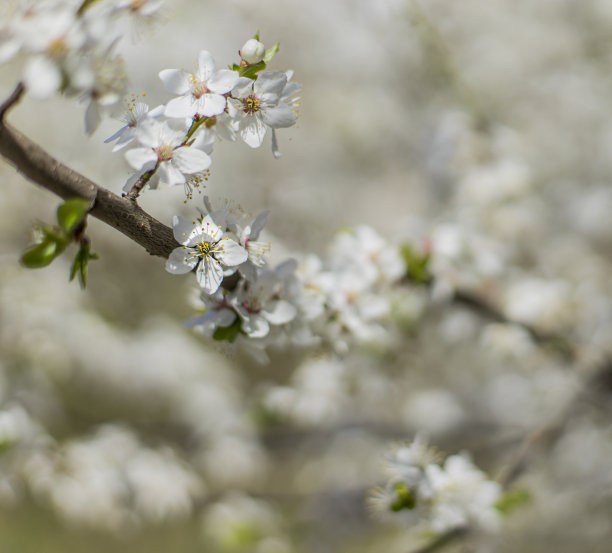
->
[0, 82, 25, 121]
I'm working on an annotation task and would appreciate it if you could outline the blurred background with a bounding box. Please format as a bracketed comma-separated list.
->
[1, 0, 612, 551]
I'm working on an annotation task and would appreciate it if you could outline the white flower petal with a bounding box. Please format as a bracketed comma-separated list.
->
[199, 93, 227, 117]
[166, 247, 198, 274]
[215, 239, 248, 267]
[215, 308, 237, 327]
[262, 103, 296, 128]
[231, 77, 254, 99]
[159, 69, 190, 95]
[238, 260, 258, 282]
[24, 56, 61, 100]
[242, 314, 270, 338]
[262, 300, 297, 325]
[207, 69, 239, 94]
[271, 128, 281, 159]
[254, 70, 287, 99]
[200, 215, 223, 242]
[173, 147, 211, 174]
[164, 95, 197, 119]
[125, 147, 157, 171]
[197, 50, 215, 82]
[172, 215, 198, 245]
[158, 161, 185, 187]
[239, 116, 267, 148]
[136, 118, 164, 148]
[84, 101, 101, 135]
[197, 255, 224, 294]
[250, 211, 269, 239]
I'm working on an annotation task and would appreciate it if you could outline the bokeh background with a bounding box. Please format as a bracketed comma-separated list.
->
[1, 0, 612, 551]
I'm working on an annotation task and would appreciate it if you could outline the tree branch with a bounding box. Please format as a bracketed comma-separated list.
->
[0, 105, 177, 258]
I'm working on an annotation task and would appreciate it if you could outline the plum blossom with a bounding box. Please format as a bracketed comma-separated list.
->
[230, 265, 297, 338]
[184, 289, 237, 335]
[230, 70, 297, 148]
[166, 215, 247, 294]
[104, 101, 163, 151]
[160, 50, 239, 119]
[124, 118, 211, 189]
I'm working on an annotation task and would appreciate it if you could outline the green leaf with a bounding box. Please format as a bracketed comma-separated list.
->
[400, 243, 432, 284]
[21, 238, 60, 268]
[239, 61, 266, 80]
[495, 487, 532, 515]
[263, 42, 280, 64]
[57, 198, 91, 236]
[253, 30, 260, 41]
[212, 317, 242, 343]
[69, 241, 98, 289]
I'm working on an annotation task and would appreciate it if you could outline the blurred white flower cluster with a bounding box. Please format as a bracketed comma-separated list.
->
[0, 0, 164, 132]
[371, 438, 502, 535]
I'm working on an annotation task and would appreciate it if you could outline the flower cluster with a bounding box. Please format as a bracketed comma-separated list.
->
[105, 40, 300, 196]
[370, 438, 502, 534]
[177, 205, 412, 361]
[0, 0, 164, 133]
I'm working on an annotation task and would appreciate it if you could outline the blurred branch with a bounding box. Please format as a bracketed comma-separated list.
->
[452, 288, 576, 361]
[405, 357, 612, 553]
[0, 84, 177, 258]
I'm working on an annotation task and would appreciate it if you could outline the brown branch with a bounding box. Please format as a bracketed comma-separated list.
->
[0, 86, 177, 258]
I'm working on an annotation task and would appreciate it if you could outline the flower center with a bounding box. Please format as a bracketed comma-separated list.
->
[154, 144, 174, 162]
[242, 300, 261, 314]
[191, 77, 210, 99]
[242, 95, 261, 115]
[195, 241, 214, 257]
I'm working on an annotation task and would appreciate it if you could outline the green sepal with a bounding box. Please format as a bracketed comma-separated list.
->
[400, 243, 432, 284]
[263, 42, 280, 64]
[69, 241, 98, 289]
[239, 61, 266, 80]
[57, 198, 91, 236]
[495, 487, 532, 515]
[212, 317, 243, 343]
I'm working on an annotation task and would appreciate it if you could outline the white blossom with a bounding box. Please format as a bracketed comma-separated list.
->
[125, 118, 211, 189]
[230, 71, 297, 148]
[166, 214, 247, 294]
[160, 50, 239, 119]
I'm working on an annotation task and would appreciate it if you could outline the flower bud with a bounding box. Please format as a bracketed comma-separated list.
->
[241, 39, 265, 65]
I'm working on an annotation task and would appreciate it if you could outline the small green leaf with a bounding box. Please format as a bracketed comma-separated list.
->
[239, 61, 266, 79]
[390, 482, 416, 512]
[212, 317, 243, 343]
[253, 30, 260, 41]
[21, 238, 60, 268]
[495, 487, 532, 515]
[263, 42, 280, 64]
[57, 198, 91, 235]
[70, 241, 98, 289]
